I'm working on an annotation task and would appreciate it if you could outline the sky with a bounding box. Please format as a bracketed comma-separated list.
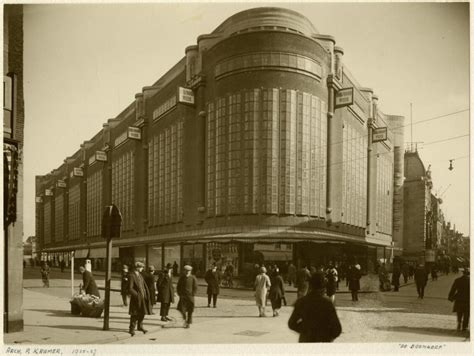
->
[22, 2, 470, 238]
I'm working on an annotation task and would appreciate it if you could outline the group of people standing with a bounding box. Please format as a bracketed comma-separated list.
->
[120, 262, 198, 335]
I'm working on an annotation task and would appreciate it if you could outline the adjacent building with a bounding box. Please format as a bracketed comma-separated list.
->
[4, 4, 25, 333]
[35, 7, 404, 277]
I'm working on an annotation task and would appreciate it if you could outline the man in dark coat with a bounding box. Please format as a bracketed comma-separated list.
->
[288, 272, 342, 343]
[204, 264, 220, 308]
[121, 265, 129, 307]
[157, 263, 175, 322]
[295, 265, 311, 299]
[414, 264, 429, 299]
[128, 262, 152, 336]
[142, 265, 157, 307]
[347, 263, 361, 301]
[391, 263, 401, 292]
[177, 264, 198, 328]
[448, 268, 470, 331]
[79, 266, 100, 298]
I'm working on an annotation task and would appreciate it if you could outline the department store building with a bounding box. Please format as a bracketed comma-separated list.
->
[36, 7, 404, 277]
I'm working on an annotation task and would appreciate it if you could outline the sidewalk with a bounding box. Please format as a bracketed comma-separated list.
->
[5, 272, 468, 345]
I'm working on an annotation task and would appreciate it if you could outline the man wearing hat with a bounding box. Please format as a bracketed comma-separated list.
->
[157, 263, 175, 322]
[121, 265, 129, 307]
[128, 262, 153, 336]
[177, 264, 198, 328]
[448, 267, 470, 332]
[288, 272, 342, 342]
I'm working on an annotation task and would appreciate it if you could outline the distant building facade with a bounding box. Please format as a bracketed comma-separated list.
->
[4, 4, 25, 333]
[35, 7, 404, 277]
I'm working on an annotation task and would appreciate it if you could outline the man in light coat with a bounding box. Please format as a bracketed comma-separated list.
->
[254, 266, 271, 317]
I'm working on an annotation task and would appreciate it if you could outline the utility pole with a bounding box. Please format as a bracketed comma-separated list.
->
[410, 103, 413, 151]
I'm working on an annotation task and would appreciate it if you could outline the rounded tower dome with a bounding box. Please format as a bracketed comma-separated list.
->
[212, 7, 319, 38]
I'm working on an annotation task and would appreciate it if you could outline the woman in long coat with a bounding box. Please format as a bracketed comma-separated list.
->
[157, 263, 175, 322]
[128, 262, 152, 336]
[269, 267, 285, 316]
[254, 266, 271, 317]
[204, 265, 220, 308]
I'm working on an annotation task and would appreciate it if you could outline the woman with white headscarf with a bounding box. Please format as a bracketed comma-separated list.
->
[254, 266, 271, 317]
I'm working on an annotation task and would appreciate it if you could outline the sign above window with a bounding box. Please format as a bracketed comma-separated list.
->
[45, 189, 53, 196]
[128, 126, 141, 140]
[57, 180, 67, 188]
[373, 127, 388, 143]
[96, 151, 107, 162]
[72, 167, 84, 177]
[178, 87, 195, 105]
[335, 87, 354, 109]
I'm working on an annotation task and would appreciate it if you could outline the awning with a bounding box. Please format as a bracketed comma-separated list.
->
[255, 250, 292, 261]
[89, 247, 119, 258]
[74, 249, 89, 258]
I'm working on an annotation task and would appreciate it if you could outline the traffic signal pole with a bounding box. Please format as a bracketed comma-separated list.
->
[103, 236, 112, 331]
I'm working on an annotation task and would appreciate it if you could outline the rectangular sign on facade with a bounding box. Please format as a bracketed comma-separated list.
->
[128, 126, 141, 140]
[35, 197, 43, 203]
[373, 127, 388, 142]
[178, 87, 195, 105]
[72, 167, 84, 177]
[45, 189, 53, 196]
[57, 180, 67, 188]
[95, 151, 107, 162]
[335, 87, 354, 109]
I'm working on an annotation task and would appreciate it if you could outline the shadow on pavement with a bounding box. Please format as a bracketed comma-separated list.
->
[375, 326, 468, 337]
[24, 309, 75, 317]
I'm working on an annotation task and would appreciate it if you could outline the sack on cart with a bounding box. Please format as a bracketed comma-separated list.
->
[70, 293, 104, 318]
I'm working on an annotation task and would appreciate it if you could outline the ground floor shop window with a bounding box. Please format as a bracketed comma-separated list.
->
[148, 244, 163, 270]
[164, 244, 181, 276]
[206, 242, 239, 277]
[183, 244, 205, 277]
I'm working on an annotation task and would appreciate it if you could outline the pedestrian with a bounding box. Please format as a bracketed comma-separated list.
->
[391, 263, 401, 292]
[40, 262, 50, 288]
[408, 263, 414, 280]
[157, 263, 175, 322]
[287, 262, 296, 286]
[295, 265, 311, 299]
[254, 266, 271, 317]
[128, 262, 152, 336]
[177, 264, 198, 328]
[448, 268, 470, 332]
[431, 265, 438, 281]
[79, 266, 100, 298]
[269, 267, 285, 317]
[142, 265, 157, 307]
[401, 262, 409, 284]
[121, 265, 130, 307]
[325, 264, 338, 304]
[172, 261, 179, 276]
[378, 263, 390, 291]
[347, 262, 361, 301]
[288, 272, 342, 343]
[204, 264, 220, 308]
[224, 263, 234, 288]
[414, 263, 428, 299]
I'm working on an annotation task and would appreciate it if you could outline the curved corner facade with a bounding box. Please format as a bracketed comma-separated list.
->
[35, 7, 403, 277]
